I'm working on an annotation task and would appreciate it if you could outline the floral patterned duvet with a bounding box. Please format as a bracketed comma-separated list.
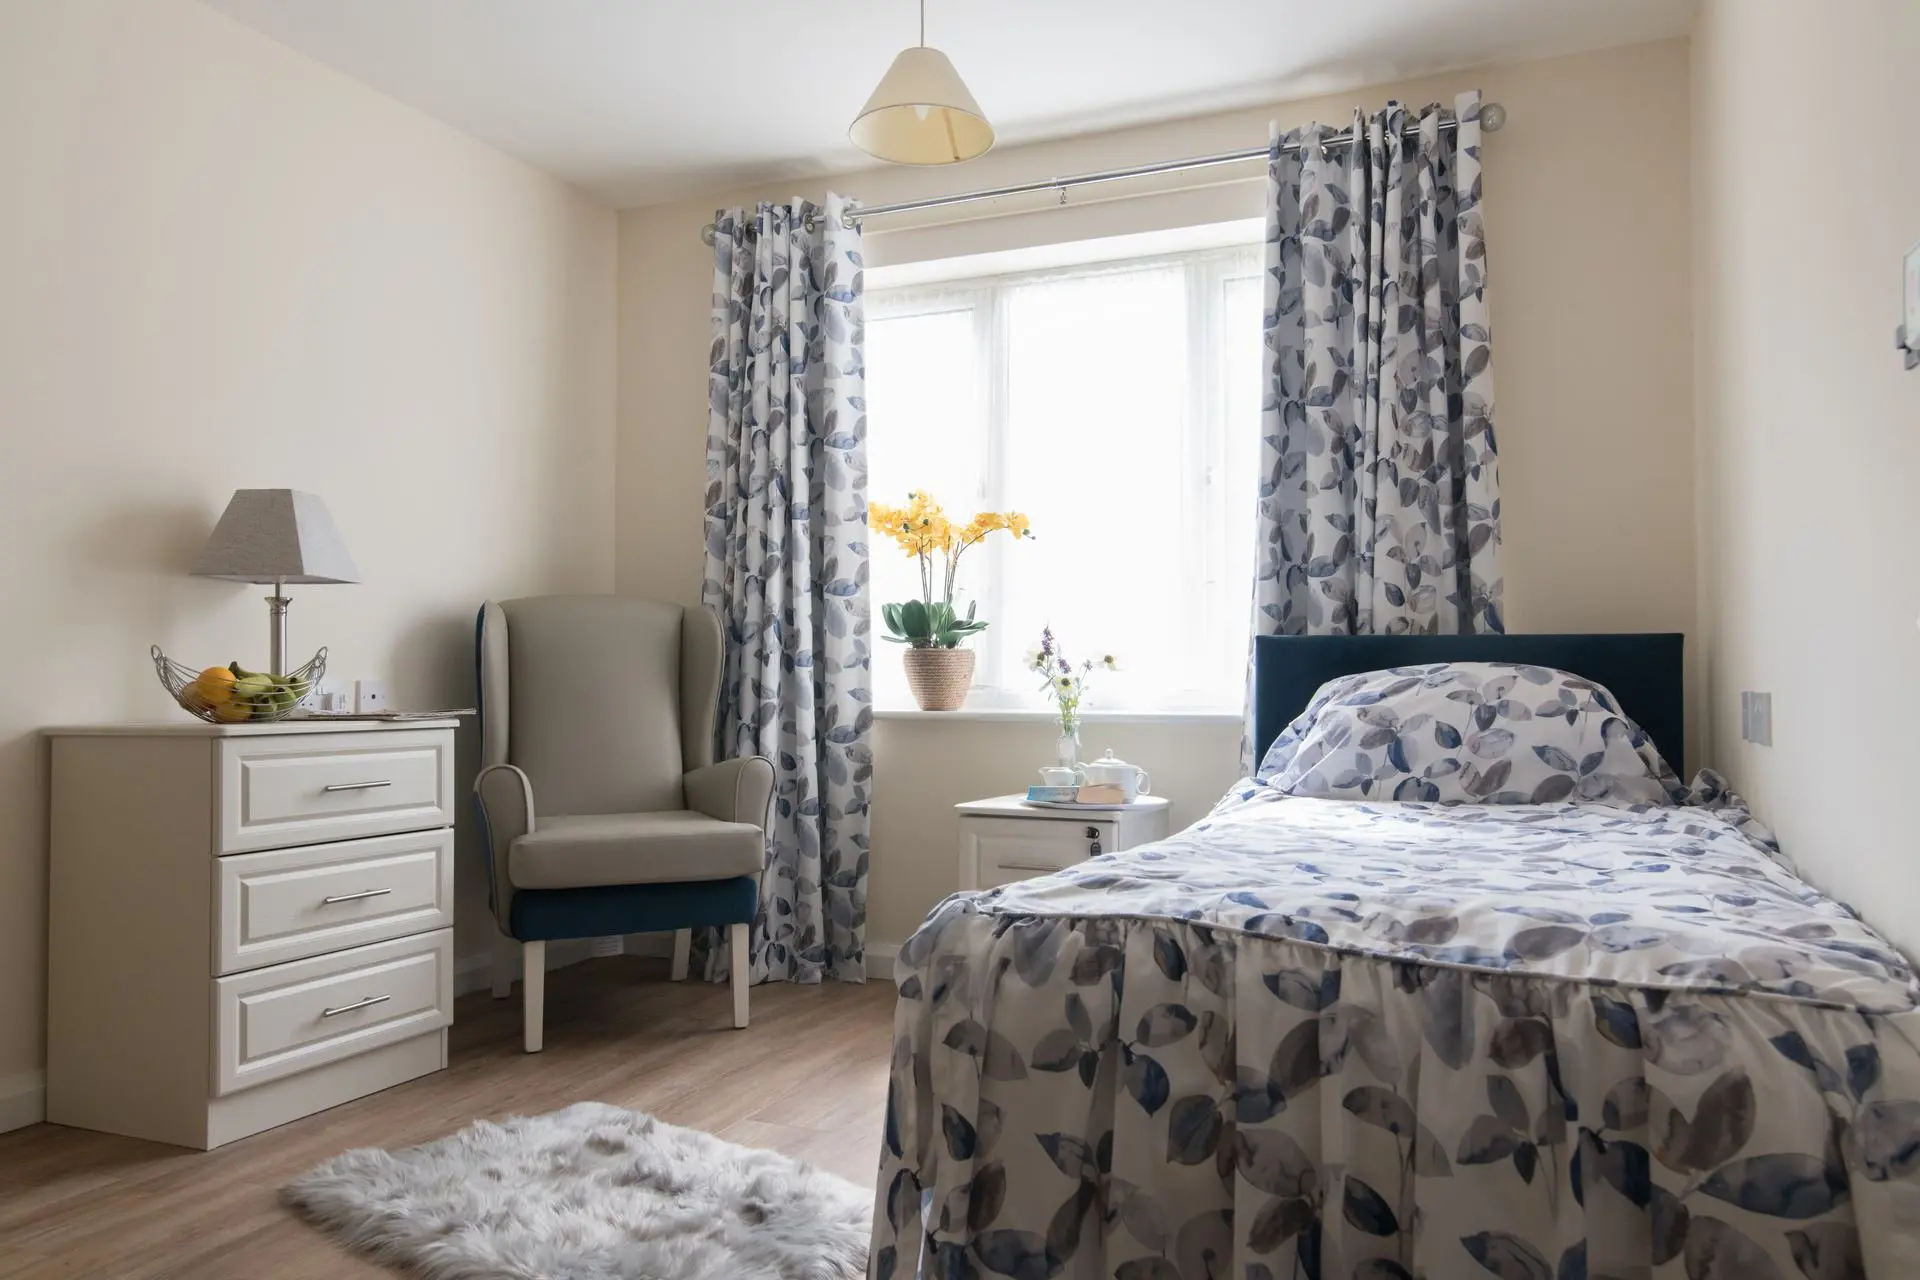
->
[870, 781, 1920, 1279]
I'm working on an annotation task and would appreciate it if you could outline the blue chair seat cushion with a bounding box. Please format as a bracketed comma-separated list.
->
[510, 811, 765, 889]
[508, 877, 757, 942]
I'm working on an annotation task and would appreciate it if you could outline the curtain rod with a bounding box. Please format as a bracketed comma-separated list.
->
[699, 102, 1504, 245]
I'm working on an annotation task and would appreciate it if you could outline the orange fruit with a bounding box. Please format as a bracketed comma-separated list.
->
[190, 666, 236, 706]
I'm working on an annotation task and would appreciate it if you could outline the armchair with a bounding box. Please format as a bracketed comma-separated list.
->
[474, 595, 771, 1051]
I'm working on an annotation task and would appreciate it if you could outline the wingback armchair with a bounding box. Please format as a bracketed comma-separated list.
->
[474, 595, 771, 1051]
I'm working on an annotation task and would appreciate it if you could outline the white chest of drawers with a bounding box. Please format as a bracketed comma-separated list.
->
[46, 719, 459, 1149]
[957, 794, 1173, 890]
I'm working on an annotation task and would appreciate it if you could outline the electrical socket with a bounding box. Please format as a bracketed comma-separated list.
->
[313, 679, 348, 714]
[354, 680, 389, 714]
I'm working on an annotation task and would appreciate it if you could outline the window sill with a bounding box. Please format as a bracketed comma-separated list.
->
[873, 706, 1242, 725]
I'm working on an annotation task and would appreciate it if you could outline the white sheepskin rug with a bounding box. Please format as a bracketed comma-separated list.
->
[282, 1101, 872, 1280]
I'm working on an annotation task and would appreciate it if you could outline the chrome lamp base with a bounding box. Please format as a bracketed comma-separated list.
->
[265, 591, 291, 677]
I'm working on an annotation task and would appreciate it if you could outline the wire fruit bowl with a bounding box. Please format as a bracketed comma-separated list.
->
[152, 646, 327, 724]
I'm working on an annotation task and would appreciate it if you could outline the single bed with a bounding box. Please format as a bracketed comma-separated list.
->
[869, 634, 1920, 1280]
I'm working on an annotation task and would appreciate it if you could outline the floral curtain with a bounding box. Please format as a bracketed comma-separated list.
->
[700, 193, 870, 984]
[1247, 92, 1503, 761]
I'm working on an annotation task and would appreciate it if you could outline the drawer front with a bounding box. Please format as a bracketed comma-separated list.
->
[213, 929, 452, 1097]
[218, 729, 455, 853]
[215, 828, 455, 974]
[964, 817, 1115, 890]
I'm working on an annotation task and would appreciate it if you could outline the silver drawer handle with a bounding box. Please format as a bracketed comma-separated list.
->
[1000, 861, 1063, 873]
[323, 779, 392, 792]
[320, 994, 391, 1018]
[321, 887, 393, 906]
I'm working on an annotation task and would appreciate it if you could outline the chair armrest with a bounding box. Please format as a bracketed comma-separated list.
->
[685, 756, 774, 833]
[474, 763, 535, 929]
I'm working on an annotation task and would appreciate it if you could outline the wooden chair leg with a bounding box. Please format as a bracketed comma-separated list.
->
[670, 928, 692, 982]
[730, 923, 749, 1030]
[523, 940, 546, 1053]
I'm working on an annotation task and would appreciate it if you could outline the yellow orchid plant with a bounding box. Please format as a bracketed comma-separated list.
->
[868, 491, 1033, 648]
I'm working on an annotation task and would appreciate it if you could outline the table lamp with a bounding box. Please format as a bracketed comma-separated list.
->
[190, 489, 359, 676]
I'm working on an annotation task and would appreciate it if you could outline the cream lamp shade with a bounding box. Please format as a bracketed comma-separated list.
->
[191, 489, 358, 677]
[849, 45, 994, 166]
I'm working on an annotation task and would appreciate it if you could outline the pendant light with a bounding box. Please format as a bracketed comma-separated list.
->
[849, 0, 994, 165]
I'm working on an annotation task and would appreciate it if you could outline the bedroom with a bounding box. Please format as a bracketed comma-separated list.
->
[0, 0, 1915, 1276]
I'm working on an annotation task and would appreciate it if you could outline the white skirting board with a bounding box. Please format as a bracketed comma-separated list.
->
[451, 933, 674, 999]
[0, 1070, 45, 1134]
[866, 941, 901, 983]
[455, 937, 904, 992]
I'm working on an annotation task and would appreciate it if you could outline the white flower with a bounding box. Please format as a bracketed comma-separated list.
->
[1101, 653, 1121, 671]
[1025, 648, 1047, 671]
[1054, 675, 1077, 693]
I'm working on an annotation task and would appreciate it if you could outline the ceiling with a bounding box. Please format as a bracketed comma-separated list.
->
[200, 0, 1694, 208]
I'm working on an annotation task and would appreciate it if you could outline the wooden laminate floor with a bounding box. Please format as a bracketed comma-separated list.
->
[0, 957, 898, 1279]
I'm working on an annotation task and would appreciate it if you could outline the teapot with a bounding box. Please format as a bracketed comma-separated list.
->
[1081, 749, 1151, 801]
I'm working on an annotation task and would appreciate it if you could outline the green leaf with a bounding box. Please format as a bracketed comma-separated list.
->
[896, 600, 931, 640]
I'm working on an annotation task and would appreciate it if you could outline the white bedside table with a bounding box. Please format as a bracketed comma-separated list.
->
[957, 794, 1173, 890]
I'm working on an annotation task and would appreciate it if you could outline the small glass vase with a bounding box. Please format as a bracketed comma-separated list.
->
[1055, 720, 1082, 768]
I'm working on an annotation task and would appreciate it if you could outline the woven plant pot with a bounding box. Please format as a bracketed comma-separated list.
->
[902, 647, 976, 711]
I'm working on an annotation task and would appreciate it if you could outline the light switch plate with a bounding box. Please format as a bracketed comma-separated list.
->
[354, 679, 388, 714]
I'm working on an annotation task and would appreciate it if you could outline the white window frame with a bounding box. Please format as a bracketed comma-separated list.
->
[867, 239, 1263, 714]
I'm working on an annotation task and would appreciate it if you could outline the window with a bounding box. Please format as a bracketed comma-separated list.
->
[867, 228, 1264, 713]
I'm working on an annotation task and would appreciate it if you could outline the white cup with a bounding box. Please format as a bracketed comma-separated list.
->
[1038, 766, 1086, 787]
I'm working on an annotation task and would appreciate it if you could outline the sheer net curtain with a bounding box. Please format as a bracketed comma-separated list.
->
[700, 193, 869, 985]
[1245, 91, 1504, 767]
[867, 249, 1264, 714]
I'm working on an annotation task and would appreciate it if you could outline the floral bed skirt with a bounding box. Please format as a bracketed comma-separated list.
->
[869, 911, 1920, 1279]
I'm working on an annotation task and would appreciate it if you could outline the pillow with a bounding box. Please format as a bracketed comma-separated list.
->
[1258, 661, 1683, 806]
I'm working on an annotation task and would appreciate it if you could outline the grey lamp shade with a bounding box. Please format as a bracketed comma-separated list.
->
[190, 489, 360, 585]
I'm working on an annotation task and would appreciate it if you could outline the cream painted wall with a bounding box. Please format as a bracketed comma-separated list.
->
[0, 0, 616, 1092]
[617, 38, 1698, 949]
[1692, 1, 1920, 954]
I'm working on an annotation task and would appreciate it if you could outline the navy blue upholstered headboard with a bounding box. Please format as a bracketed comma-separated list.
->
[1251, 633, 1685, 772]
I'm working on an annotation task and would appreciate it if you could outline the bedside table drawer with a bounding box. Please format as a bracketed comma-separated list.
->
[218, 728, 454, 853]
[955, 795, 1173, 892]
[215, 828, 454, 974]
[965, 817, 1114, 889]
[213, 929, 452, 1097]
